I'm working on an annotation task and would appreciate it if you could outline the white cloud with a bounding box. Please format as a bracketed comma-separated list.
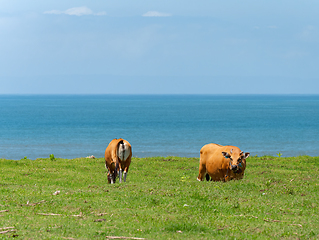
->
[64, 6, 93, 16]
[142, 11, 171, 17]
[43, 6, 106, 16]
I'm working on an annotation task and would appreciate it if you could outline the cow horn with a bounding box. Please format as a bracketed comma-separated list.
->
[230, 149, 233, 154]
[240, 151, 243, 155]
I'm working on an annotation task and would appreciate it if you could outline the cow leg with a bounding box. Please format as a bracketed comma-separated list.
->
[118, 161, 123, 183]
[123, 171, 127, 182]
[119, 169, 123, 183]
[105, 163, 112, 184]
[205, 173, 211, 181]
[109, 170, 116, 184]
[108, 173, 114, 184]
[123, 163, 130, 182]
[106, 162, 116, 184]
[115, 161, 119, 180]
[112, 172, 117, 184]
[197, 163, 206, 181]
[107, 172, 111, 184]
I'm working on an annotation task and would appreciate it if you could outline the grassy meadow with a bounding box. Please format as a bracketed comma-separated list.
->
[0, 155, 318, 239]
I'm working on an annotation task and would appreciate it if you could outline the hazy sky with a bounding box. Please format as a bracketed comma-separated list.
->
[1, 0, 319, 94]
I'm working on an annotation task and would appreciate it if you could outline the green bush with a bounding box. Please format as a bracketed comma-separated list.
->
[50, 154, 55, 161]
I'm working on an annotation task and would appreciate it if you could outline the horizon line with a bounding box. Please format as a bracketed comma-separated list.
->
[1, 93, 319, 96]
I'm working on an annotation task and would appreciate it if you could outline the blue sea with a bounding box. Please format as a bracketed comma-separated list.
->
[0, 95, 318, 160]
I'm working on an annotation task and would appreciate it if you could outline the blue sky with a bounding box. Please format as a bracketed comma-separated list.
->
[1, 0, 319, 94]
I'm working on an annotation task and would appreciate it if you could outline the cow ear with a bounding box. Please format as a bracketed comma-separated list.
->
[244, 152, 250, 158]
[222, 152, 230, 158]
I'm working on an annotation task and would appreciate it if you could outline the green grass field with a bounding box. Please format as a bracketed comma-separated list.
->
[1, 155, 318, 239]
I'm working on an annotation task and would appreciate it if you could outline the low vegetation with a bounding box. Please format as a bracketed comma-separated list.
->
[0, 155, 318, 239]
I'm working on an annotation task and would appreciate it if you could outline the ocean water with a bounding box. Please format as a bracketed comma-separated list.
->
[0, 94, 318, 160]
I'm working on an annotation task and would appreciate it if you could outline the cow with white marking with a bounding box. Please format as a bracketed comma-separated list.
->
[104, 138, 132, 184]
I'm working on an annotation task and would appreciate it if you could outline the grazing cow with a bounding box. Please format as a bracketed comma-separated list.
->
[197, 143, 250, 182]
[104, 138, 132, 184]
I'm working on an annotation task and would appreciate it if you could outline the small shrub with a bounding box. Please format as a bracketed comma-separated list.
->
[50, 154, 55, 161]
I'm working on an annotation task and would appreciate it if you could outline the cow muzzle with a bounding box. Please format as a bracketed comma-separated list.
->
[231, 164, 238, 171]
[230, 163, 243, 173]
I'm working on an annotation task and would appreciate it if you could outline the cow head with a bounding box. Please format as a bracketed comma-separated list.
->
[222, 149, 250, 173]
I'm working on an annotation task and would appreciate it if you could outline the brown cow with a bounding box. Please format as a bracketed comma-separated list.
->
[197, 143, 250, 182]
[104, 138, 132, 184]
